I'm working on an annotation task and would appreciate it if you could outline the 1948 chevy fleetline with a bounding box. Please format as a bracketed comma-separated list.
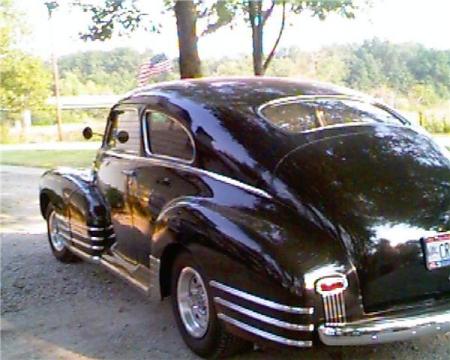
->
[39, 77, 450, 358]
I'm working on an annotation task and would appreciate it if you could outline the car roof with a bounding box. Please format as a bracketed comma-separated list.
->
[121, 77, 367, 112]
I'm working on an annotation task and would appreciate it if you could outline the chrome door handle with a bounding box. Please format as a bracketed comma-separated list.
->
[121, 169, 137, 177]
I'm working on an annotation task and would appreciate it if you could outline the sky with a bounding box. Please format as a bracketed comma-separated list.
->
[15, 0, 450, 60]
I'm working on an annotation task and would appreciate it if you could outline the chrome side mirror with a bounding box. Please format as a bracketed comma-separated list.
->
[82, 126, 93, 140]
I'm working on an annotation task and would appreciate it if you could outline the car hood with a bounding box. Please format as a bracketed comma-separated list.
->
[274, 124, 450, 311]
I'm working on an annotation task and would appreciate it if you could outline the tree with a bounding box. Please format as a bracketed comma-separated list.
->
[203, 0, 360, 75]
[0, 0, 52, 119]
[77, 0, 202, 79]
[174, 1, 201, 78]
[0, 52, 52, 113]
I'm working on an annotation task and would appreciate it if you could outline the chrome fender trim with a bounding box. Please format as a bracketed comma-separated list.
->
[218, 313, 313, 348]
[210, 280, 314, 315]
[214, 297, 314, 332]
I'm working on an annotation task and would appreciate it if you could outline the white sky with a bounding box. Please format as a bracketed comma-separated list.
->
[15, 0, 450, 60]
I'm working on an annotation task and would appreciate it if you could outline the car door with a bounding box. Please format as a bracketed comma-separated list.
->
[128, 108, 204, 264]
[95, 105, 142, 262]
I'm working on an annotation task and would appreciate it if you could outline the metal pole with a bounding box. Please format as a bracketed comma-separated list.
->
[46, 2, 63, 141]
[51, 47, 63, 141]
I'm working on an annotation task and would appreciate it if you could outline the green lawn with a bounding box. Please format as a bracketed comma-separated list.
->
[0, 146, 449, 170]
[0, 150, 96, 168]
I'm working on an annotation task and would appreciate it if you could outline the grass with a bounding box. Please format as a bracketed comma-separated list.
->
[0, 150, 96, 168]
[0, 145, 449, 169]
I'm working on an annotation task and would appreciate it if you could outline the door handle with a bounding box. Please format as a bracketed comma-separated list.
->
[121, 169, 137, 177]
[156, 177, 171, 186]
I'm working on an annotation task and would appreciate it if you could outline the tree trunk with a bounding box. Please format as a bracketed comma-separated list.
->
[174, 0, 202, 79]
[248, 1, 264, 76]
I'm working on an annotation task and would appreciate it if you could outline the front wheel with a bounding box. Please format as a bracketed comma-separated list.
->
[46, 205, 79, 263]
[171, 252, 251, 358]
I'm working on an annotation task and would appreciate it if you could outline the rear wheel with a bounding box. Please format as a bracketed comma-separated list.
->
[46, 205, 79, 263]
[171, 252, 251, 358]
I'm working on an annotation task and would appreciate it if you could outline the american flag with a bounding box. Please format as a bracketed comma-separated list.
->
[137, 54, 172, 87]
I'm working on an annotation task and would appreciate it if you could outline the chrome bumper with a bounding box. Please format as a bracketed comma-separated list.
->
[319, 305, 450, 346]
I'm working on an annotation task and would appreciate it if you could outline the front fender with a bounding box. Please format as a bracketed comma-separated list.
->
[39, 167, 110, 226]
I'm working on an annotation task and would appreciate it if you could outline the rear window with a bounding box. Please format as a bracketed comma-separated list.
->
[260, 98, 403, 133]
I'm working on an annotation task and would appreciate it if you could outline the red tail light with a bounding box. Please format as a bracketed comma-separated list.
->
[316, 276, 348, 295]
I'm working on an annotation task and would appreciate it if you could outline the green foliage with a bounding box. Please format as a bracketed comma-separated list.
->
[0, 51, 52, 113]
[200, 0, 361, 74]
[57, 48, 179, 94]
[77, 0, 154, 41]
[0, 0, 52, 114]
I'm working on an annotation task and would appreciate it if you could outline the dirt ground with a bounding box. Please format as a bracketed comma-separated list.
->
[1, 165, 450, 360]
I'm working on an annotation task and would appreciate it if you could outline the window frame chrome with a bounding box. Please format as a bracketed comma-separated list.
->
[103, 106, 141, 156]
[257, 95, 410, 135]
[142, 108, 196, 165]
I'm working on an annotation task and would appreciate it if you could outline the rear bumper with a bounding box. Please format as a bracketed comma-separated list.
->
[319, 304, 450, 346]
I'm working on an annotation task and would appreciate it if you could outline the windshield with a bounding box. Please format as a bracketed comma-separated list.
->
[259, 98, 405, 133]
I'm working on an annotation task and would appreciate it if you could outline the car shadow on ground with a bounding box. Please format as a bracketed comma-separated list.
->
[2, 231, 449, 360]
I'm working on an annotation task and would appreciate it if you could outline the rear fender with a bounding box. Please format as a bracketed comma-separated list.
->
[151, 195, 361, 322]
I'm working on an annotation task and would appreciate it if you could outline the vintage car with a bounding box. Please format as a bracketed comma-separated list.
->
[39, 77, 450, 358]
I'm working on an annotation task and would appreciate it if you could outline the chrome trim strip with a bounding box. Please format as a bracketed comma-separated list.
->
[218, 313, 312, 348]
[319, 308, 450, 346]
[71, 221, 113, 232]
[100, 259, 149, 293]
[210, 281, 313, 315]
[103, 152, 272, 200]
[66, 245, 149, 296]
[149, 255, 161, 300]
[70, 237, 104, 251]
[66, 244, 101, 262]
[339, 292, 346, 322]
[70, 229, 105, 243]
[214, 297, 313, 332]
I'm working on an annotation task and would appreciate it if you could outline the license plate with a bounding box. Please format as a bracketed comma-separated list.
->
[424, 233, 450, 270]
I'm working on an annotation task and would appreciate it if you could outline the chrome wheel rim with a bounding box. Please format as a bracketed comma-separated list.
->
[49, 211, 65, 252]
[177, 267, 210, 338]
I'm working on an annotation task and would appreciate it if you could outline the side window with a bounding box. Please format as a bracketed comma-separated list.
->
[106, 108, 141, 154]
[145, 111, 194, 162]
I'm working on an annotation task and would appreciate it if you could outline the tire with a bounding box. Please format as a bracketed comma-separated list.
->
[171, 252, 251, 359]
[45, 204, 79, 263]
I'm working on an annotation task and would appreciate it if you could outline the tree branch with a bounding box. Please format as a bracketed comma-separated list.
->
[261, 0, 276, 27]
[262, 0, 286, 73]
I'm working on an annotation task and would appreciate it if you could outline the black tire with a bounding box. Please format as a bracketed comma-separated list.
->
[171, 252, 251, 359]
[45, 204, 79, 263]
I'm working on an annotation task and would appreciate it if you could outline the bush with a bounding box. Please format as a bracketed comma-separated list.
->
[421, 114, 450, 134]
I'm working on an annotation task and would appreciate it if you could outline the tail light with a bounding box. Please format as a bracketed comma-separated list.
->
[316, 275, 348, 324]
[315, 275, 348, 295]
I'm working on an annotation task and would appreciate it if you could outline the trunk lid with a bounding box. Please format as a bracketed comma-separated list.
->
[274, 124, 450, 311]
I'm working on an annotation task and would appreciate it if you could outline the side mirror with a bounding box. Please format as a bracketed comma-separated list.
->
[117, 130, 129, 144]
[82, 126, 93, 140]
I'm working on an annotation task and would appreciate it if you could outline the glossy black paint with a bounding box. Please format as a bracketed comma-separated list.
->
[39, 77, 450, 348]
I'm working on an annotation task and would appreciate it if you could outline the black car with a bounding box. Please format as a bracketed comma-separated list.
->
[39, 77, 450, 358]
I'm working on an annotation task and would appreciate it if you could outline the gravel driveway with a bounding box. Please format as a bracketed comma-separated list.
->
[1, 165, 450, 360]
